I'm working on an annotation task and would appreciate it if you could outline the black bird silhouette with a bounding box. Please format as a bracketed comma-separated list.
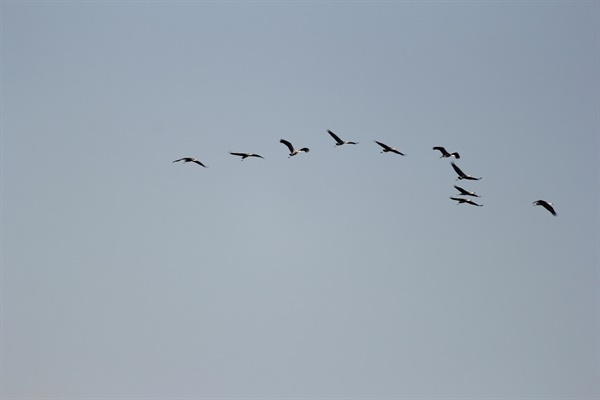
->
[533, 200, 557, 216]
[450, 197, 483, 207]
[451, 162, 481, 181]
[433, 146, 460, 159]
[374, 140, 405, 156]
[327, 130, 358, 146]
[280, 139, 310, 157]
[173, 157, 207, 168]
[229, 152, 265, 160]
[454, 185, 481, 197]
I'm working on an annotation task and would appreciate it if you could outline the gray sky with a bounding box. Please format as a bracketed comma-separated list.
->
[2, 1, 599, 398]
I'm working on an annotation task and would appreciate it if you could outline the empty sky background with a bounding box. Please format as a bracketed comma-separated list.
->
[2, 1, 599, 398]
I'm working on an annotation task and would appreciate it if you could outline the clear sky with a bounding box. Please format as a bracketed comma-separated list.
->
[2, 1, 599, 398]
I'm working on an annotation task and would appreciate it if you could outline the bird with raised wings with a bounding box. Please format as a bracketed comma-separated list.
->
[229, 152, 265, 160]
[453, 185, 481, 197]
[374, 140, 405, 156]
[280, 139, 310, 157]
[433, 146, 460, 159]
[451, 162, 481, 181]
[533, 200, 557, 216]
[173, 157, 208, 168]
[450, 197, 483, 207]
[327, 130, 358, 146]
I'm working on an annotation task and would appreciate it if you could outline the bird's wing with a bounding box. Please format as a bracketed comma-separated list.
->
[192, 160, 207, 167]
[537, 200, 557, 216]
[327, 130, 343, 144]
[299, 147, 310, 153]
[173, 158, 185, 163]
[451, 162, 466, 177]
[544, 203, 557, 216]
[280, 139, 294, 152]
[454, 185, 468, 195]
[433, 146, 449, 156]
[452, 152, 461, 159]
[253, 154, 265, 158]
[229, 152, 245, 157]
[374, 140, 391, 150]
[450, 197, 464, 203]
[392, 149, 405, 156]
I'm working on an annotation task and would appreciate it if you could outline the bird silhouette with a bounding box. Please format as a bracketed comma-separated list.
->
[454, 185, 481, 197]
[533, 200, 557, 216]
[433, 146, 460, 159]
[450, 197, 483, 207]
[327, 130, 358, 146]
[173, 157, 207, 168]
[230, 152, 265, 160]
[374, 140, 405, 156]
[280, 139, 310, 157]
[451, 162, 481, 180]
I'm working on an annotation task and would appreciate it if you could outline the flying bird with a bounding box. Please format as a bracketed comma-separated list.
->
[433, 146, 460, 159]
[451, 162, 481, 180]
[280, 139, 310, 157]
[327, 130, 358, 146]
[450, 197, 483, 207]
[173, 157, 207, 168]
[454, 185, 481, 197]
[229, 152, 265, 160]
[533, 199, 557, 216]
[374, 140, 405, 156]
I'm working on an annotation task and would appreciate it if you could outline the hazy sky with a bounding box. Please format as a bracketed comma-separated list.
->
[2, 1, 599, 398]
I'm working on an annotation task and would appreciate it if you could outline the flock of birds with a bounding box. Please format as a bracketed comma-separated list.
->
[173, 129, 557, 217]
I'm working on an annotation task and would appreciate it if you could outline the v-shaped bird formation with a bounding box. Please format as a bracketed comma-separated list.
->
[173, 129, 556, 217]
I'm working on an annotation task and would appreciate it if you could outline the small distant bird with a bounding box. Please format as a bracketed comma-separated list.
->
[327, 130, 358, 146]
[229, 152, 265, 160]
[173, 157, 207, 168]
[280, 139, 310, 157]
[450, 197, 483, 207]
[374, 140, 405, 156]
[533, 199, 557, 216]
[433, 146, 460, 159]
[451, 162, 481, 181]
[454, 185, 481, 197]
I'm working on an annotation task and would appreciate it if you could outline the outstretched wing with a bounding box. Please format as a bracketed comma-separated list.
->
[249, 153, 265, 159]
[534, 200, 557, 216]
[279, 139, 295, 153]
[454, 185, 468, 195]
[229, 152, 246, 157]
[465, 198, 482, 206]
[543, 203, 557, 216]
[451, 162, 466, 177]
[374, 140, 392, 151]
[327, 130, 344, 145]
[450, 197, 465, 203]
[433, 146, 450, 156]
[192, 160, 207, 167]
[173, 157, 194, 163]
